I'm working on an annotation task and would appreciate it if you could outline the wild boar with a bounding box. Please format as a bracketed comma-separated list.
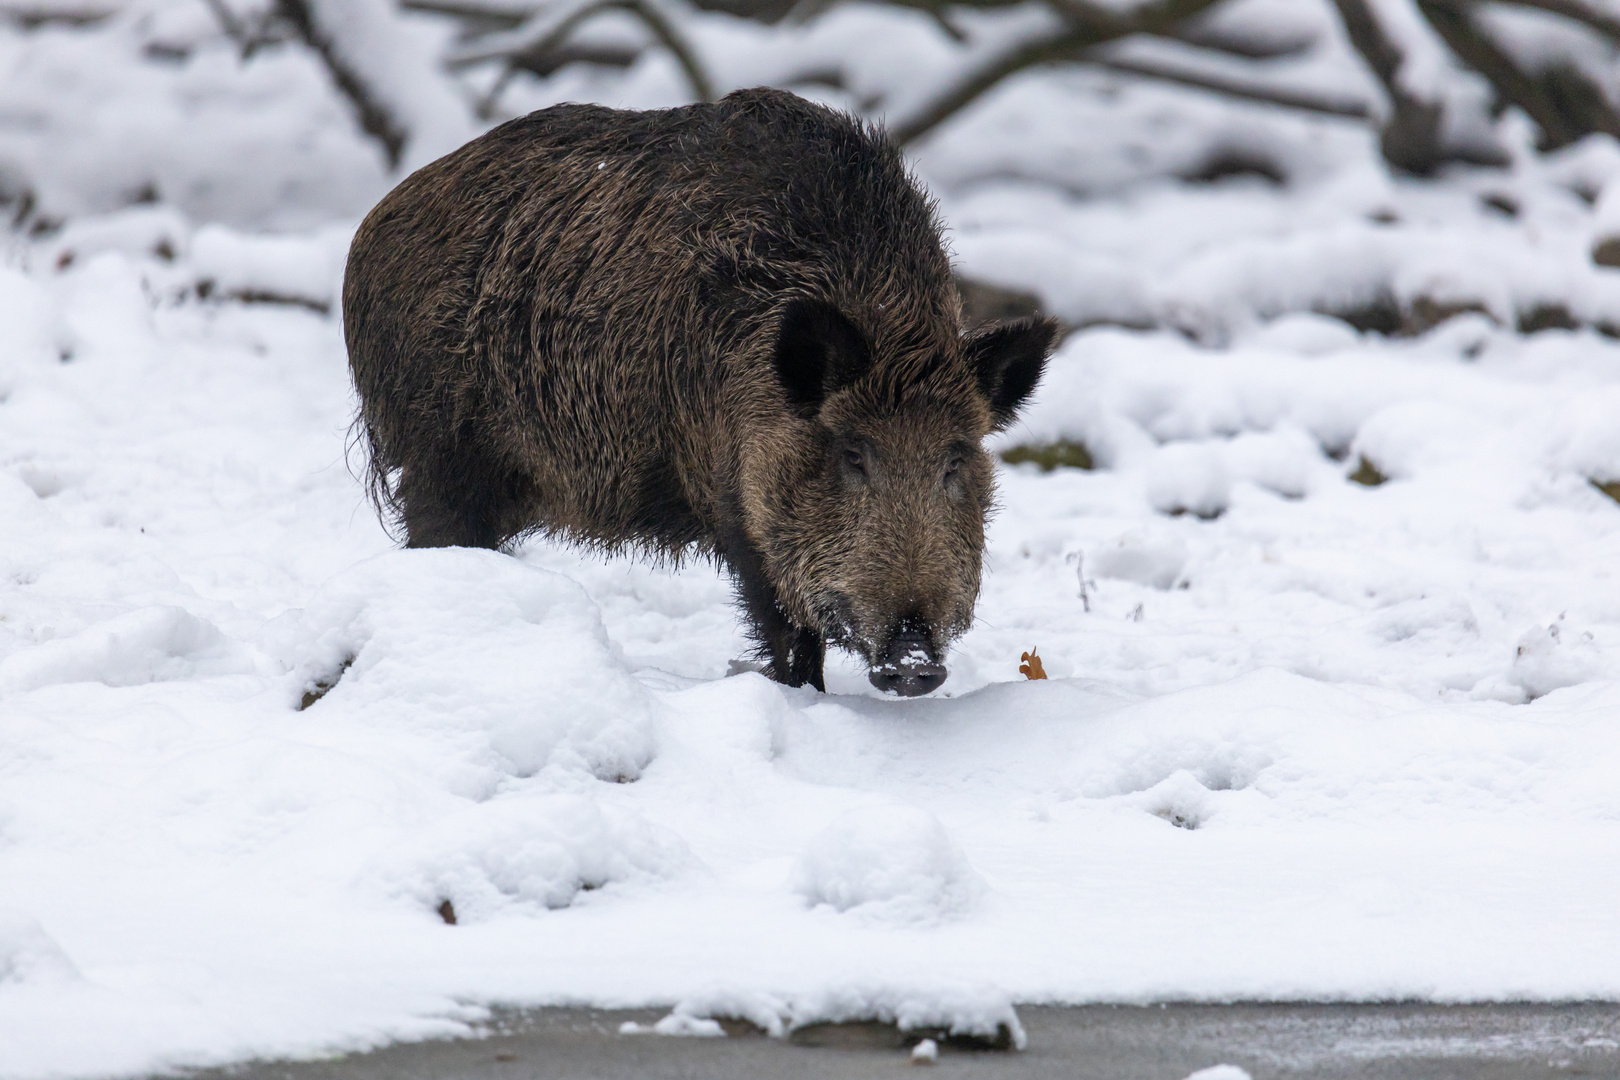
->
[344, 87, 1056, 696]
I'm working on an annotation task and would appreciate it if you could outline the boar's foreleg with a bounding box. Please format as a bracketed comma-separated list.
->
[720, 526, 827, 691]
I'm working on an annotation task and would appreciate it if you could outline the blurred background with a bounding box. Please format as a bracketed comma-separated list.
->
[9, 0, 1620, 341]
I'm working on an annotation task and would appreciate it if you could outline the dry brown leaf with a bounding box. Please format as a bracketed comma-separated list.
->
[1019, 648, 1047, 680]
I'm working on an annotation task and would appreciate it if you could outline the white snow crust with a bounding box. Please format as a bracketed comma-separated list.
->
[1184, 1067, 1254, 1080]
[4, 1, 1620, 1076]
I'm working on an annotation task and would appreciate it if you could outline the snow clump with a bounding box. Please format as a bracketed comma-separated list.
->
[1184, 1067, 1253, 1080]
[0, 914, 80, 987]
[1506, 619, 1601, 702]
[794, 805, 985, 922]
[788, 983, 1026, 1049]
[377, 792, 693, 921]
[0, 607, 260, 694]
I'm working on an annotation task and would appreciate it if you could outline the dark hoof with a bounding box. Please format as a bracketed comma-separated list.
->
[869, 663, 947, 697]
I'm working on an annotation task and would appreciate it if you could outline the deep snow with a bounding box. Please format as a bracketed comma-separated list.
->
[4, 1, 1620, 1077]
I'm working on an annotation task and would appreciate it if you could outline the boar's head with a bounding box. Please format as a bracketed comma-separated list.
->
[743, 296, 1059, 696]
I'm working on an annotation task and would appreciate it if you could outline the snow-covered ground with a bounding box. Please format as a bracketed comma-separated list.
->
[5, 2, 1620, 1077]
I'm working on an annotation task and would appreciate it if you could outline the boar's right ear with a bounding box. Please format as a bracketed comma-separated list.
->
[772, 299, 872, 418]
[965, 316, 1060, 431]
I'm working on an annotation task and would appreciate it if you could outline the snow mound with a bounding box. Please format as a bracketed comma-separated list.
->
[1145, 442, 1231, 519]
[0, 268, 68, 379]
[1506, 619, 1601, 703]
[1547, 387, 1620, 482]
[0, 606, 259, 694]
[1088, 528, 1189, 590]
[380, 793, 693, 921]
[1129, 770, 1217, 831]
[278, 548, 657, 785]
[1351, 400, 1491, 481]
[0, 913, 80, 987]
[794, 805, 985, 922]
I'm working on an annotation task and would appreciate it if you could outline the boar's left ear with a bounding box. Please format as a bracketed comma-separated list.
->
[965, 316, 1060, 431]
[772, 298, 872, 419]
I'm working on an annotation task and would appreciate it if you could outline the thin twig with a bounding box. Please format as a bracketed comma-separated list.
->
[451, 0, 617, 63]
[203, 0, 249, 40]
[1089, 54, 1372, 118]
[401, 0, 537, 25]
[1168, 19, 1316, 59]
[202, 0, 281, 58]
[457, 0, 712, 106]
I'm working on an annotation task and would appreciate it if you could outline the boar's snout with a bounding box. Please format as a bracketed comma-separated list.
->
[868, 627, 947, 697]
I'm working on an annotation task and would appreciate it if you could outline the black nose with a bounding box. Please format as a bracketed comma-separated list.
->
[868, 632, 947, 697]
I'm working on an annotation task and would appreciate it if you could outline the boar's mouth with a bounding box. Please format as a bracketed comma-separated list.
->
[868, 629, 947, 696]
[817, 597, 948, 697]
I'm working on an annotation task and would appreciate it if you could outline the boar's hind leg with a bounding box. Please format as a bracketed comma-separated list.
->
[396, 438, 531, 551]
[722, 529, 826, 691]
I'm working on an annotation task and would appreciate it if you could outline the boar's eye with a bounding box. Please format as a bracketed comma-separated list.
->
[844, 448, 867, 474]
[944, 456, 963, 477]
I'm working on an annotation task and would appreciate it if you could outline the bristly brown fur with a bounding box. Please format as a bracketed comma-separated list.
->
[343, 87, 1058, 691]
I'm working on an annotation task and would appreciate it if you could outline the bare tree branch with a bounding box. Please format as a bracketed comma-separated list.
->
[628, 0, 715, 100]
[274, 0, 410, 168]
[1418, 0, 1620, 149]
[506, 40, 640, 74]
[400, 0, 533, 35]
[455, 0, 713, 112]
[1168, 18, 1316, 59]
[405, 0, 1620, 173]
[1089, 54, 1373, 118]
[401, 0, 533, 21]
[452, 0, 625, 65]
[0, 4, 112, 29]
[202, 0, 286, 58]
[1328, 0, 1454, 174]
[1492, 0, 1620, 46]
[890, 0, 1228, 145]
[203, 0, 251, 40]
